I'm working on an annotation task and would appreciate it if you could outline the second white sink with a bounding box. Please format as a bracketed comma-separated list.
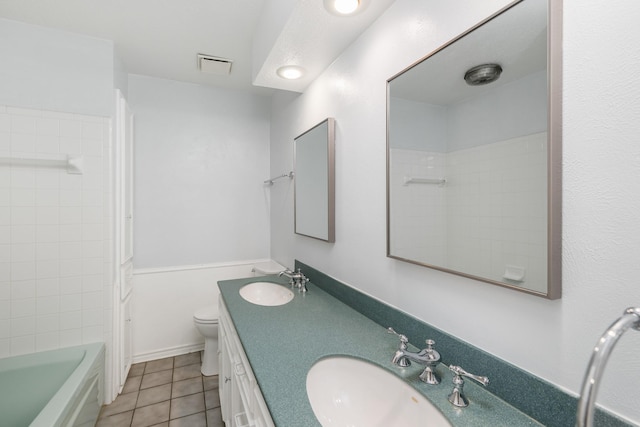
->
[306, 356, 452, 427]
[239, 282, 294, 306]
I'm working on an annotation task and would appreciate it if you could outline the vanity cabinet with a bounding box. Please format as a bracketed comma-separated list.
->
[219, 299, 275, 427]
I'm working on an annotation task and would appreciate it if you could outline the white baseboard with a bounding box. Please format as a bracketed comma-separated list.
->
[132, 343, 204, 364]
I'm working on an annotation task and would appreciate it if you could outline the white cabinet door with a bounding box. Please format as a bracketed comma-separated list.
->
[120, 293, 133, 387]
[218, 299, 275, 427]
[118, 92, 134, 266]
[219, 318, 232, 425]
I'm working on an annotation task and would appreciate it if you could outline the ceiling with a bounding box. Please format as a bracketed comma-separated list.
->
[0, 0, 395, 95]
[390, 0, 547, 105]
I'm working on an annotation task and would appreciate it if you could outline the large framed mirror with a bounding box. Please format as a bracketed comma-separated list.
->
[295, 118, 336, 242]
[386, 0, 562, 298]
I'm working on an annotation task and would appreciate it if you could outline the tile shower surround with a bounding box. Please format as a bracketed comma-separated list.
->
[389, 132, 548, 293]
[296, 260, 633, 427]
[0, 104, 112, 358]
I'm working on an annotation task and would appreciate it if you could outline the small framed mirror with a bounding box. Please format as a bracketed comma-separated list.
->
[387, 0, 562, 298]
[295, 118, 336, 242]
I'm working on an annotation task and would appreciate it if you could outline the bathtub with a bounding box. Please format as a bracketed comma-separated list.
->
[0, 343, 105, 427]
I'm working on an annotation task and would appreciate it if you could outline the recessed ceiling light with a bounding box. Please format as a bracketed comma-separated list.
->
[276, 65, 305, 80]
[324, 0, 360, 16]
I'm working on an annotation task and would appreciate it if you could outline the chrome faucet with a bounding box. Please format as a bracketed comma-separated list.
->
[576, 307, 640, 427]
[278, 268, 309, 292]
[447, 365, 489, 407]
[387, 327, 441, 384]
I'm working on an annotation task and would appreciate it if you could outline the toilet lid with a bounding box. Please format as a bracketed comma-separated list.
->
[194, 306, 219, 322]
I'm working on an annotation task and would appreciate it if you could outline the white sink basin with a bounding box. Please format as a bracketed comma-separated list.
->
[306, 356, 452, 427]
[239, 282, 294, 306]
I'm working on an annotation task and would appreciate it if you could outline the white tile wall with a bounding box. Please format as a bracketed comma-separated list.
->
[389, 148, 448, 265]
[0, 104, 112, 357]
[389, 132, 548, 292]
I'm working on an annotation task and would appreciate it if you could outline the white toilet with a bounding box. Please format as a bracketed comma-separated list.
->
[193, 305, 219, 376]
[193, 261, 284, 376]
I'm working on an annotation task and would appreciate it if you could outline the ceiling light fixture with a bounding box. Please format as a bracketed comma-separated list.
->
[277, 65, 305, 80]
[324, 0, 360, 16]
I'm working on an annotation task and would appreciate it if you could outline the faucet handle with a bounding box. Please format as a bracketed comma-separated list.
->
[447, 365, 489, 407]
[388, 327, 411, 367]
[449, 365, 489, 386]
[387, 327, 409, 346]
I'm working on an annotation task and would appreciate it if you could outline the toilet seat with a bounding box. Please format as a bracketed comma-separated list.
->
[194, 306, 219, 323]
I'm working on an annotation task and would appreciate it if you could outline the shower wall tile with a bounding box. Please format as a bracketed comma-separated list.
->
[390, 132, 547, 293]
[11, 335, 35, 356]
[1, 104, 112, 357]
[0, 339, 8, 358]
[0, 318, 9, 334]
[0, 189, 9, 206]
[36, 331, 60, 351]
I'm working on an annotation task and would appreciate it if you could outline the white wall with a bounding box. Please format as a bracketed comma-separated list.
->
[128, 75, 272, 269]
[0, 19, 114, 117]
[130, 261, 265, 363]
[0, 105, 112, 358]
[270, 0, 640, 424]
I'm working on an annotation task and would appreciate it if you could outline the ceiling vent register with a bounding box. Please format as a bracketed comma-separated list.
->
[197, 54, 233, 75]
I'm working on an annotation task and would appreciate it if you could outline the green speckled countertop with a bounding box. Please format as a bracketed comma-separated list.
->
[218, 277, 543, 427]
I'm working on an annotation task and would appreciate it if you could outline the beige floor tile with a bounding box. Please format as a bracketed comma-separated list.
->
[204, 389, 220, 409]
[137, 383, 172, 408]
[173, 363, 201, 382]
[174, 352, 200, 368]
[100, 391, 138, 417]
[172, 377, 203, 399]
[145, 357, 174, 374]
[95, 410, 133, 427]
[203, 375, 218, 391]
[122, 374, 142, 394]
[141, 370, 174, 389]
[170, 393, 205, 419]
[98, 354, 224, 427]
[129, 362, 146, 377]
[206, 408, 224, 427]
[131, 400, 170, 427]
[169, 412, 207, 427]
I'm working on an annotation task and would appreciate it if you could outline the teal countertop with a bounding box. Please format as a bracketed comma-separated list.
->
[218, 276, 543, 427]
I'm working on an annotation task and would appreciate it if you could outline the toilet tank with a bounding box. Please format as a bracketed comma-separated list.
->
[252, 260, 285, 277]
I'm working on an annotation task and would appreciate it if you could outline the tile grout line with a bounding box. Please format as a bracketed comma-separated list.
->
[97, 352, 222, 427]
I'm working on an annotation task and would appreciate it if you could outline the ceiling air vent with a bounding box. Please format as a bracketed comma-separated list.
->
[197, 54, 233, 75]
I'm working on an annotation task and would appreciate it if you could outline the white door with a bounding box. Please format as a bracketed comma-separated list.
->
[115, 89, 135, 390]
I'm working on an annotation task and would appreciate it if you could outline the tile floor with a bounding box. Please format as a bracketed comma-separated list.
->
[96, 352, 223, 427]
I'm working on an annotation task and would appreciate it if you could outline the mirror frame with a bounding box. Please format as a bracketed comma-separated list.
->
[385, 0, 562, 299]
[294, 117, 336, 243]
